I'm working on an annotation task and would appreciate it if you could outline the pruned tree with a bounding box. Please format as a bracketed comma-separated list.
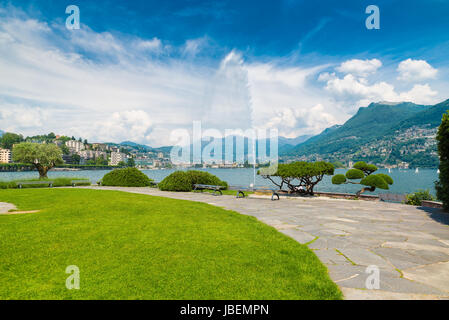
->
[436, 111, 449, 210]
[258, 161, 334, 195]
[332, 161, 393, 196]
[12, 142, 63, 179]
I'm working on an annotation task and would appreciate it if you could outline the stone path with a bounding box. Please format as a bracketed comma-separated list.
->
[86, 187, 449, 299]
[0, 202, 16, 214]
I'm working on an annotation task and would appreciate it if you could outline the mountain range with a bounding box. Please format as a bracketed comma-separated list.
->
[280, 99, 449, 167]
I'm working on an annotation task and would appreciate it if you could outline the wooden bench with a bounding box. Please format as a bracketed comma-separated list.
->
[193, 184, 226, 196]
[233, 186, 280, 201]
[17, 181, 54, 189]
[71, 180, 90, 187]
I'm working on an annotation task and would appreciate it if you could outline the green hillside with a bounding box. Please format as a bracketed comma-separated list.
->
[282, 99, 449, 167]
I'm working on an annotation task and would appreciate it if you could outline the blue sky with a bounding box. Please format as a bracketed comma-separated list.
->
[0, 0, 448, 145]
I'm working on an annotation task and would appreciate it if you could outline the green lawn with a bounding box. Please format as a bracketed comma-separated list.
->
[0, 189, 341, 300]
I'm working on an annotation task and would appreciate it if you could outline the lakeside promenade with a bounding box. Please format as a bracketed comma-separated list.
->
[80, 186, 449, 300]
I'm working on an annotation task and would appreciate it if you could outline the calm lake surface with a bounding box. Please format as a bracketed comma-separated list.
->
[0, 168, 439, 195]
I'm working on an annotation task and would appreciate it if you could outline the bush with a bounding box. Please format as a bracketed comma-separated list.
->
[345, 169, 364, 180]
[186, 171, 228, 189]
[158, 170, 228, 192]
[158, 171, 193, 192]
[332, 174, 347, 185]
[406, 189, 435, 206]
[101, 168, 153, 187]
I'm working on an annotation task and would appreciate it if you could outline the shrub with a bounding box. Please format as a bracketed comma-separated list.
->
[332, 174, 347, 185]
[406, 189, 435, 206]
[101, 168, 153, 187]
[158, 171, 193, 192]
[186, 171, 228, 189]
[158, 170, 228, 192]
[345, 169, 365, 180]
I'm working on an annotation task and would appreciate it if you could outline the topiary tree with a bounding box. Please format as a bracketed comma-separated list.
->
[12, 142, 63, 179]
[101, 167, 153, 187]
[435, 110, 449, 210]
[332, 161, 393, 196]
[258, 161, 334, 195]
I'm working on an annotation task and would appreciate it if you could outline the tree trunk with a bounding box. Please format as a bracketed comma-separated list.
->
[356, 186, 376, 197]
[34, 164, 49, 179]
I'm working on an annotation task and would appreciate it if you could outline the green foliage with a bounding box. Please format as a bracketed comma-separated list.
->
[360, 174, 389, 190]
[345, 169, 365, 180]
[12, 142, 63, 179]
[353, 161, 377, 175]
[158, 171, 194, 192]
[158, 170, 228, 192]
[127, 157, 136, 167]
[376, 173, 394, 185]
[186, 170, 228, 189]
[436, 110, 449, 210]
[331, 161, 345, 168]
[331, 174, 347, 185]
[332, 161, 393, 194]
[406, 189, 435, 206]
[102, 167, 153, 187]
[0, 132, 24, 149]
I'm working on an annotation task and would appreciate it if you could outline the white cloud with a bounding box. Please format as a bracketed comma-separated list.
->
[97, 110, 153, 143]
[336, 58, 382, 76]
[397, 58, 438, 81]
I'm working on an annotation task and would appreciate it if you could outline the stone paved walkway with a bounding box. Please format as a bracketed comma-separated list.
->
[82, 187, 449, 299]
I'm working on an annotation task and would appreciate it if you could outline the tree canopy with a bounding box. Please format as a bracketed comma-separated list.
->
[0, 132, 24, 149]
[331, 161, 393, 196]
[12, 142, 63, 179]
[258, 161, 334, 195]
[436, 111, 449, 210]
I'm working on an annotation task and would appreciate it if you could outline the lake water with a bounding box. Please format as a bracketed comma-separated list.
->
[0, 168, 439, 195]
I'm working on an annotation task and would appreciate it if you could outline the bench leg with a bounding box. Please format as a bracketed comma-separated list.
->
[236, 190, 245, 198]
[271, 192, 280, 201]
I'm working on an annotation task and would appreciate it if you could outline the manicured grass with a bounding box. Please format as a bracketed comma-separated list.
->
[0, 177, 91, 189]
[0, 189, 341, 300]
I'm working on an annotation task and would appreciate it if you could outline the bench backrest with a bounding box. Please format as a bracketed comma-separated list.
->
[17, 181, 54, 184]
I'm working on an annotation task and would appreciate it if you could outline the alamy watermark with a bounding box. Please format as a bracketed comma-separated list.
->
[366, 5, 380, 30]
[66, 265, 80, 290]
[365, 265, 380, 289]
[66, 5, 80, 30]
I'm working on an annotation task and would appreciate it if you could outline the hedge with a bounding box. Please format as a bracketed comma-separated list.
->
[158, 170, 228, 192]
[101, 168, 153, 187]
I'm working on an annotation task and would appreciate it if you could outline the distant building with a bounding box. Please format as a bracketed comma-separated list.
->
[157, 152, 164, 159]
[79, 150, 107, 160]
[92, 143, 109, 151]
[348, 161, 354, 168]
[0, 148, 12, 163]
[110, 152, 127, 166]
[66, 140, 85, 152]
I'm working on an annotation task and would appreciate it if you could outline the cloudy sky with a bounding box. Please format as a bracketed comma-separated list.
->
[0, 0, 448, 146]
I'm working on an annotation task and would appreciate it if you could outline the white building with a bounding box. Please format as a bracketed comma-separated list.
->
[66, 140, 85, 152]
[0, 148, 11, 163]
[79, 150, 107, 160]
[110, 152, 127, 166]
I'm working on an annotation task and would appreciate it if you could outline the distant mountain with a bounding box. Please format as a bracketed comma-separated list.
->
[282, 99, 449, 167]
[0, 130, 3, 137]
[278, 135, 312, 146]
[119, 141, 172, 154]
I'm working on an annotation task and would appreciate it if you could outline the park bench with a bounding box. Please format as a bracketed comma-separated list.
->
[17, 181, 54, 189]
[71, 180, 90, 187]
[193, 184, 226, 196]
[233, 186, 280, 201]
[378, 193, 407, 203]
